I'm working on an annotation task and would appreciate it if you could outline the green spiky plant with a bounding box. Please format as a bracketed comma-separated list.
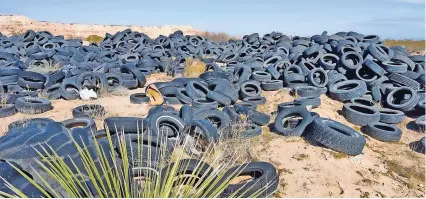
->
[0, 122, 277, 198]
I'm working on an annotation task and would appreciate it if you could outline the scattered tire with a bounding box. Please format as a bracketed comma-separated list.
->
[363, 122, 402, 142]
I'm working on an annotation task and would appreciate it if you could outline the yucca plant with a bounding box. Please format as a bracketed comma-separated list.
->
[0, 122, 278, 198]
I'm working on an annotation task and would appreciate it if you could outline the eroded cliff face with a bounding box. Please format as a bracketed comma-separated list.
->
[0, 15, 200, 38]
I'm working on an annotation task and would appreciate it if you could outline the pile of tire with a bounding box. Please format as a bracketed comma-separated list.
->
[0, 111, 279, 197]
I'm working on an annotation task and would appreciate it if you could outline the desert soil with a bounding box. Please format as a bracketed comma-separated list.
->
[0, 73, 424, 198]
[0, 15, 200, 39]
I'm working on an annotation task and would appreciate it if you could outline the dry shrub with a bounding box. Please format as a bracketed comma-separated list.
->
[384, 39, 425, 52]
[183, 57, 206, 78]
[197, 31, 238, 42]
[85, 35, 104, 43]
[27, 60, 61, 74]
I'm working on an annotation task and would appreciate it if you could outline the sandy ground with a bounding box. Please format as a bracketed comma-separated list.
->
[0, 73, 424, 197]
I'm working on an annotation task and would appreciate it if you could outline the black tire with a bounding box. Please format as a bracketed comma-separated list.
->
[319, 53, 339, 70]
[0, 104, 16, 118]
[388, 73, 420, 90]
[350, 97, 376, 107]
[60, 81, 80, 100]
[209, 79, 239, 103]
[15, 97, 52, 114]
[122, 79, 139, 89]
[43, 84, 62, 100]
[261, 80, 283, 91]
[327, 70, 347, 87]
[415, 115, 425, 131]
[199, 71, 229, 83]
[247, 111, 270, 126]
[377, 108, 405, 124]
[121, 63, 146, 87]
[206, 91, 231, 106]
[186, 81, 209, 99]
[18, 71, 46, 89]
[342, 103, 380, 126]
[308, 68, 328, 88]
[311, 117, 366, 155]
[251, 71, 272, 82]
[159, 159, 213, 189]
[182, 119, 219, 143]
[240, 80, 262, 98]
[192, 98, 219, 109]
[266, 65, 281, 80]
[277, 101, 304, 113]
[368, 44, 391, 62]
[148, 112, 185, 138]
[273, 106, 312, 136]
[363, 59, 386, 76]
[130, 93, 150, 104]
[340, 51, 363, 69]
[104, 117, 146, 134]
[223, 106, 240, 122]
[234, 102, 258, 114]
[61, 117, 97, 132]
[329, 80, 367, 101]
[381, 61, 408, 73]
[386, 86, 418, 112]
[193, 109, 230, 130]
[72, 104, 105, 119]
[242, 96, 266, 105]
[241, 123, 262, 138]
[180, 105, 193, 123]
[214, 162, 279, 198]
[363, 122, 402, 142]
[294, 86, 321, 98]
[105, 73, 124, 90]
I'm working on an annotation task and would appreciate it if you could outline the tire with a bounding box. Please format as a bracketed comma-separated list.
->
[277, 101, 304, 113]
[388, 73, 420, 90]
[240, 80, 262, 98]
[43, 83, 62, 100]
[234, 102, 258, 114]
[199, 71, 229, 83]
[186, 81, 209, 99]
[148, 112, 185, 138]
[130, 93, 150, 104]
[193, 109, 230, 130]
[242, 96, 266, 105]
[329, 80, 367, 101]
[311, 117, 366, 155]
[60, 81, 80, 100]
[342, 103, 380, 126]
[247, 111, 270, 126]
[121, 63, 146, 87]
[415, 115, 425, 131]
[350, 97, 376, 107]
[363, 122, 402, 142]
[180, 105, 193, 123]
[175, 87, 193, 104]
[206, 91, 231, 106]
[18, 71, 46, 89]
[386, 86, 418, 112]
[182, 119, 219, 143]
[242, 123, 262, 138]
[340, 51, 363, 70]
[223, 106, 240, 122]
[209, 79, 239, 103]
[381, 61, 408, 73]
[251, 71, 272, 82]
[261, 80, 283, 91]
[192, 98, 219, 109]
[308, 68, 328, 88]
[266, 65, 281, 80]
[327, 70, 347, 87]
[363, 59, 386, 77]
[0, 104, 16, 118]
[273, 106, 312, 136]
[319, 53, 339, 70]
[72, 104, 105, 119]
[104, 117, 146, 134]
[159, 159, 213, 189]
[15, 97, 52, 114]
[61, 117, 97, 132]
[213, 162, 279, 198]
[105, 73, 124, 90]
[368, 44, 391, 62]
[122, 79, 139, 89]
[294, 86, 321, 98]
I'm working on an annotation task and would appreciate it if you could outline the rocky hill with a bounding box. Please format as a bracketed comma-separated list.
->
[0, 15, 201, 39]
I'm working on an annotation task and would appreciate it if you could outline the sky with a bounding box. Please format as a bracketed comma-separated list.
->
[0, 0, 424, 39]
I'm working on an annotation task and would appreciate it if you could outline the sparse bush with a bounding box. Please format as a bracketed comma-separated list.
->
[183, 57, 206, 77]
[384, 39, 425, 52]
[197, 31, 238, 42]
[27, 60, 61, 74]
[86, 35, 104, 44]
